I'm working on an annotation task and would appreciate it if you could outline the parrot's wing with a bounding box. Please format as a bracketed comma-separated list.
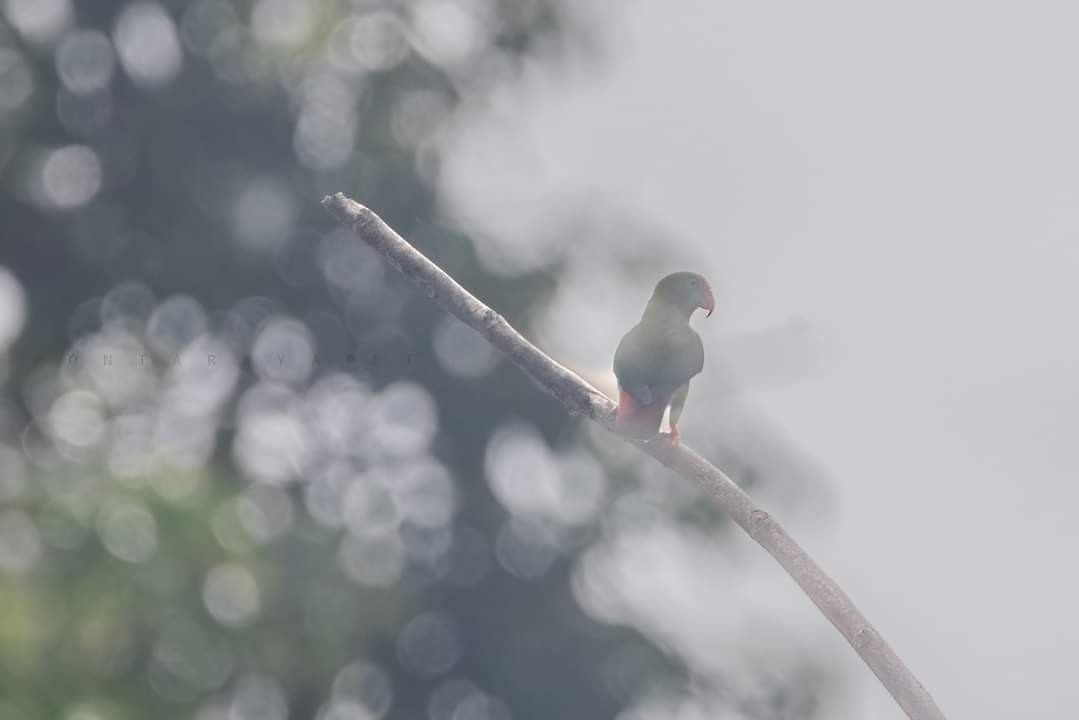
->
[614, 324, 703, 397]
[613, 324, 651, 400]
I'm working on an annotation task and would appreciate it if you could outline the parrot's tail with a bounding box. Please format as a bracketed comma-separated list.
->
[616, 390, 667, 440]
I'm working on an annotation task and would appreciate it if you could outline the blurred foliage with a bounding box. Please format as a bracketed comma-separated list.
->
[0, 1, 835, 719]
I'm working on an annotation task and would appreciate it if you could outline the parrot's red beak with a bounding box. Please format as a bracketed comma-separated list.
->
[701, 286, 715, 318]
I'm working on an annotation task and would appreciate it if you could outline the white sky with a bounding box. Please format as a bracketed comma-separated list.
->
[442, 1, 1079, 717]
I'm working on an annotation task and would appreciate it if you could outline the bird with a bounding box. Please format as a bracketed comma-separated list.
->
[613, 271, 713, 446]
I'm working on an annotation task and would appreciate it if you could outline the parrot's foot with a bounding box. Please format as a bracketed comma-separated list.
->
[657, 426, 681, 447]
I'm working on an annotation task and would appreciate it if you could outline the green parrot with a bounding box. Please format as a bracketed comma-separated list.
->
[614, 271, 714, 445]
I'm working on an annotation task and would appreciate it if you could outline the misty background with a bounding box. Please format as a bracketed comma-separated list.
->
[441, 2, 1078, 718]
[1, 1, 1075, 719]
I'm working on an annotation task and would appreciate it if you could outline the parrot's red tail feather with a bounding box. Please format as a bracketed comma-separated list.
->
[616, 391, 668, 440]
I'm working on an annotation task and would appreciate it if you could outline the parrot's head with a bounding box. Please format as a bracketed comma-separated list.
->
[652, 271, 715, 318]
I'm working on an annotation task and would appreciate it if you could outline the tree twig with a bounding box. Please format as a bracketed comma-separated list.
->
[321, 192, 947, 720]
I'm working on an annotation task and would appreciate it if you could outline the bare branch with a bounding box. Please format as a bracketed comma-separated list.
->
[321, 192, 947, 720]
